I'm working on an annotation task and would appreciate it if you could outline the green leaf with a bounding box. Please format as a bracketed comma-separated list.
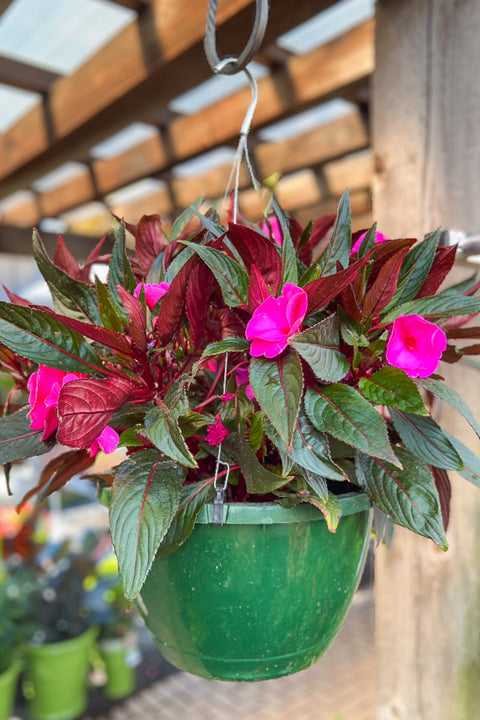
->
[249, 349, 303, 447]
[202, 337, 250, 357]
[163, 377, 189, 419]
[444, 433, 480, 487]
[169, 198, 203, 240]
[220, 431, 289, 493]
[355, 448, 447, 548]
[317, 189, 351, 277]
[393, 230, 439, 305]
[289, 315, 350, 382]
[0, 407, 54, 465]
[382, 294, 480, 322]
[108, 222, 136, 314]
[281, 226, 298, 286]
[265, 412, 345, 480]
[416, 377, 480, 438]
[33, 230, 101, 324]
[94, 277, 124, 332]
[144, 407, 197, 468]
[179, 412, 209, 437]
[359, 367, 427, 414]
[164, 246, 196, 284]
[0, 303, 106, 373]
[249, 411, 264, 453]
[109, 450, 185, 601]
[390, 409, 463, 470]
[183, 242, 249, 307]
[158, 479, 215, 556]
[305, 384, 399, 465]
[303, 484, 342, 532]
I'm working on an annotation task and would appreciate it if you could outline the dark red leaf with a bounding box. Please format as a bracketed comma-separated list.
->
[155, 256, 197, 345]
[53, 235, 84, 281]
[415, 246, 457, 298]
[432, 466, 451, 531]
[57, 376, 135, 448]
[447, 326, 480, 339]
[341, 284, 363, 322]
[186, 261, 214, 348]
[116, 285, 147, 354]
[288, 217, 304, 246]
[300, 214, 336, 266]
[248, 264, 272, 311]
[457, 343, 480, 355]
[134, 215, 167, 273]
[304, 250, 374, 315]
[218, 309, 246, 339]
[83, 234, 111, 274]
[442, 311, 480, 331]
[18, 449, 94, 508]
[368, 238, 417, 283]
[363, 247, 410, 317]
[227, 223, 282, 294]
[3, 286, 32, 307]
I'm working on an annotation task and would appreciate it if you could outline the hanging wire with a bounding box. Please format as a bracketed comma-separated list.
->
[212, 353, 231, 526]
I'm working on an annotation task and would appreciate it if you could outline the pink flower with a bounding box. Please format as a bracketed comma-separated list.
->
[261, 217, 282, 245]
[206, 415, 229, 446]
[28, 366, 84, 441]
[245, 283, 308, 358]
[89, 425, 120, 457]
[235, 366, 255, 401]
[351, 230, 389, 254]
[134, 282, 170, 311]
[386, 314, 447, 378]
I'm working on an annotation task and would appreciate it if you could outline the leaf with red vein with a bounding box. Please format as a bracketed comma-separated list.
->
[218, 308, 245, 339]
[53, 235, 84, 280]
[155, 256, 197, 346]
[227, 223, 282, 294]
[57, 376, 135, 448]
[116, 285, 147, 354]
[432, 466, 451, 531]
[415, 246, 457, 298]
[134, 215, 166, 273]
[39, 306, 134, 356]
[19, 449, 94, 508]
[305, 251, 373, 315]
[248, 264, 272, 311]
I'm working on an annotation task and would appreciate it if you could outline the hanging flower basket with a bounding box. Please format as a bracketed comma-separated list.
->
[138, 494, 371, 681]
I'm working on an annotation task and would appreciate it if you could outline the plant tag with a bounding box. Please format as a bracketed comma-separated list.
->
[213, 485, 225, 526]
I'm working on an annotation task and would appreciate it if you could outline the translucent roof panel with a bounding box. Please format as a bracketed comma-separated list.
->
[90, 123, 159, 160]
[33, 162, 86, 193]
[277, 0, 375, 55]
[258, 99, 357, 143]
[0, 83, 40, 132]
[169, 62, 268, 115]
[172, 147, 236, 178]
[0, 0, 134, 74]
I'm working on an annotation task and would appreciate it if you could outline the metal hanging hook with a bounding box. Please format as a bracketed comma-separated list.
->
[204, 0, 269, 76]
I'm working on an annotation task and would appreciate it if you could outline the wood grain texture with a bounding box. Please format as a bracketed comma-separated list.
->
[373, 2, 480, 718]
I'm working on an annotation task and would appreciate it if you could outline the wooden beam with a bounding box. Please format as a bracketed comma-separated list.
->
[2, 107, 370, 226]
[373, 2, 480, 719]
[0, 0, 15, 15]
[106, 0, 151, 9]
[0, 0, 335, 200]
[0, 223, 113, 258]
[0, 56, 61, 94]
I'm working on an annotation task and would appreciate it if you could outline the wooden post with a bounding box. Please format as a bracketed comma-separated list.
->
[373, 2, 480, 718]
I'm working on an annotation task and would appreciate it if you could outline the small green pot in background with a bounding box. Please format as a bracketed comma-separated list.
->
[138, 494, 372, 682]
[23, 626, 97, 720]
[98, 632, 139, 700]
[0, 657, 21, 720]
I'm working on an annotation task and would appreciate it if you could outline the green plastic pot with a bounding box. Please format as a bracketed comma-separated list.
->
[22, 626, 97, 720]
[138, 493, 372, 681]
[98, 635, 137, 700]
[0, 657, 21, 720]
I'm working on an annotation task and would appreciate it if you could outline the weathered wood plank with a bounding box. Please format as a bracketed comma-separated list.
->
[373, 2, 480, 719]
[0, 56, 61, 93]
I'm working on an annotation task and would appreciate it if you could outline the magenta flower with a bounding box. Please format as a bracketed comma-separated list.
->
[206, 415, 229, 446]
[89, 425, 120, 457]
[245, 283, 308, 358]
[28, 366, 84, 440]
[386, 314, 447, 378]
[261, 217, 282, 245]
[351, 230, 389, 254]
[235, 366, 255, 401]
[134, 282, 170, 311]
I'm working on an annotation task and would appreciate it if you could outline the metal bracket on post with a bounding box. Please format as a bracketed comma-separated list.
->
[440, 229, 480, 256]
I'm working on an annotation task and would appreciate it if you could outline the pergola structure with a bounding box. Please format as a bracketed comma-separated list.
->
[0, 0, 374, 256]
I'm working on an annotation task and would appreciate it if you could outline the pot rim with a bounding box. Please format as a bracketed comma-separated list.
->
[196, 491, 370, 525]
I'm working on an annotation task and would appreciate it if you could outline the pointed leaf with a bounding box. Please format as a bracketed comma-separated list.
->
[202, 337, 250, 356]
[416, 377, 480, 438]
[248, 264, 272, 310]
[0, 303, 107, 373]
[110, 450, 185, 601]
[134, 214, 165, 273]
[355, 448, 447, 548]
[264, 412, 345, 480]
[186, 261, 213, 348]
[281, 225, 298, 286]
[393, 230, 440, 305]
[57, 376, 135, 447]
[317, 189, 351, 277]
[382, 294, 480, 322]
[444, 433, 480, 488]
[108, 222, 136, 313]
[53, 235, 83, 280]
[116, 286, 147, 354]
[158, 479, 215, 556]
[416, 245, 457, 298]
[249, 350, 303, 447]
[226, 223, 282, 294]
[299, 214, 336, 266]
[302, 482, 342, 532]
[289, 314, 350, 382]
[304, 251, 373, 314]
[94, 277, 124, 332]
[363, 247, 409, 317]
[184, 242, 249, 307]
[143, 407, 197, 468]
[0, 407, 54, 465]
[305, 384, 399, 465]
[164, 377, 189, 419]
[42, 306, 134, 356]
[359, 367, 427, 414]
[33, 230, 101, 323]
[155, 255, 196, 345]
[390, 409, 463, 470]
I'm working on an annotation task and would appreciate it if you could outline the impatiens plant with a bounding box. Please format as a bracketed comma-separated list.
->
[1, 190, 480, 602]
